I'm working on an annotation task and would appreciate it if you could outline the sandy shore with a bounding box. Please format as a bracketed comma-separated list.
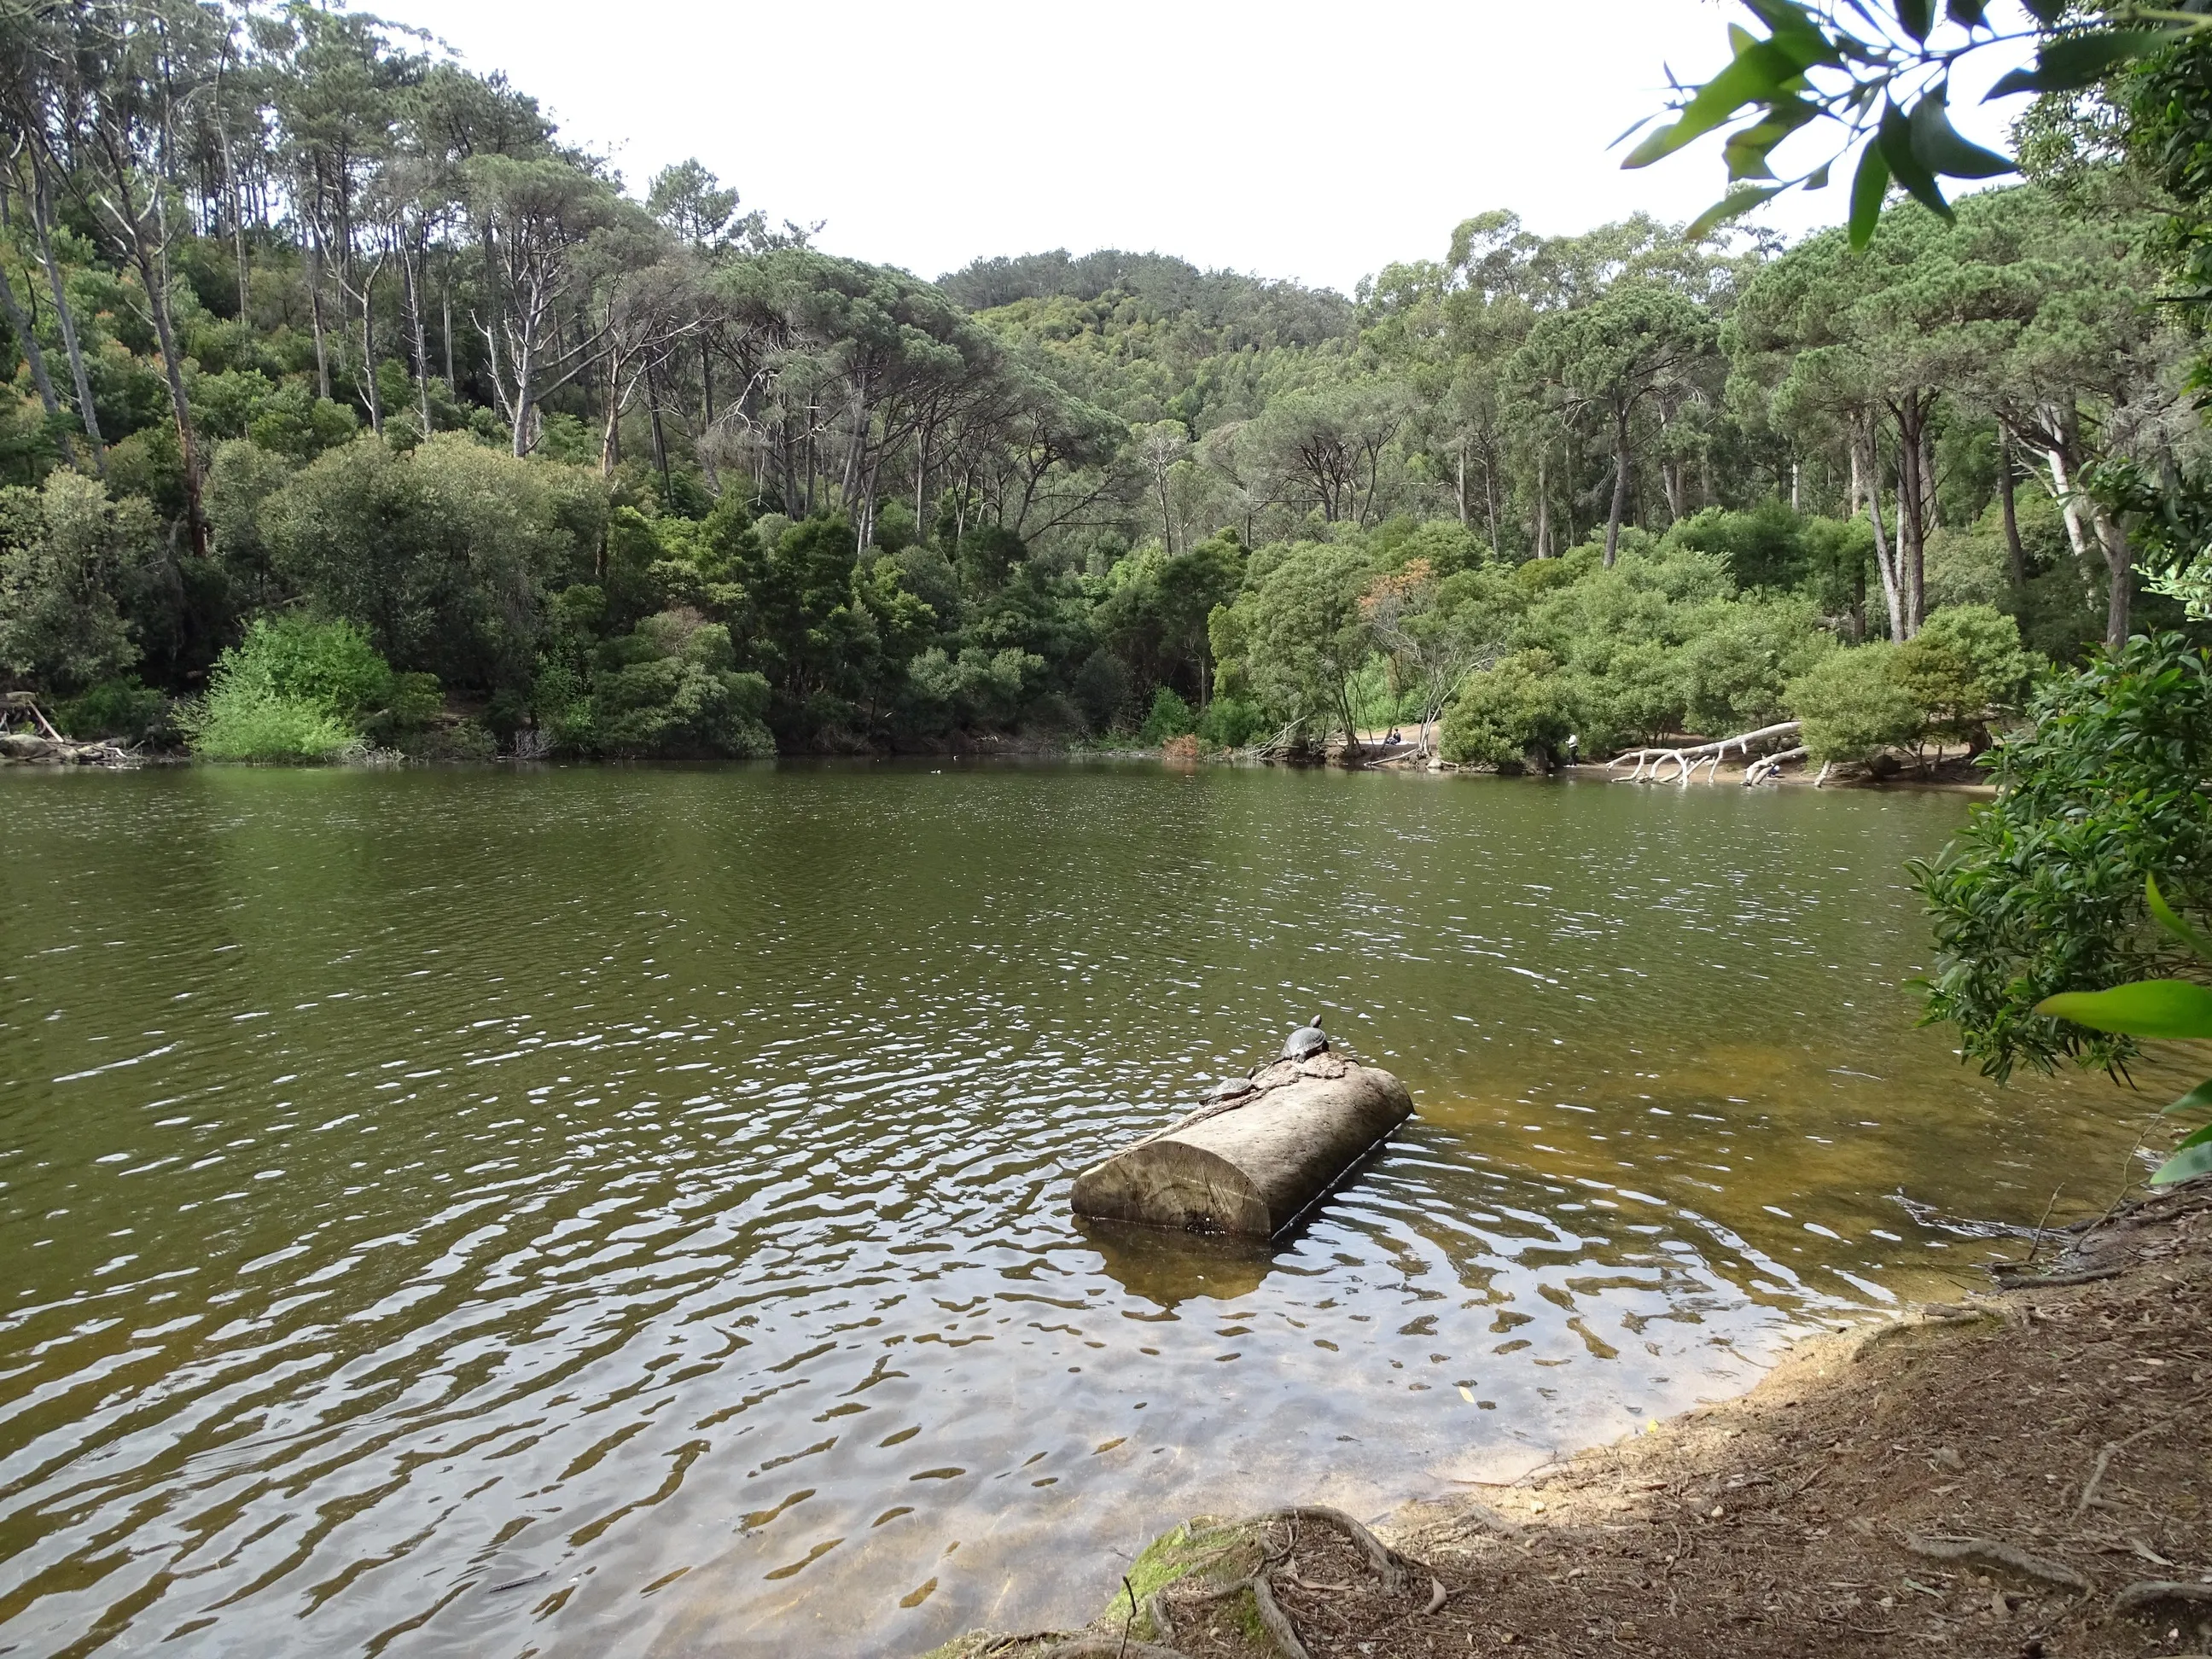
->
[928, 1182, 2212, 1659]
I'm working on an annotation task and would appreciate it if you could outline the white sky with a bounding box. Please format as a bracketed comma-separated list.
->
[364, 0, 2040, 295]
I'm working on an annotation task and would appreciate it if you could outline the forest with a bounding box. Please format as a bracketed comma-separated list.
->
[1, 0, 2208, 773]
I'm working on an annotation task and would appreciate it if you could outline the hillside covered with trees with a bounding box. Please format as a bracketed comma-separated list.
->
[0, 0, 2203, 766]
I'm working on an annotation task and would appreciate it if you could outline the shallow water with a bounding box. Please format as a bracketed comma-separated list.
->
[0, 763, 2169, 1656]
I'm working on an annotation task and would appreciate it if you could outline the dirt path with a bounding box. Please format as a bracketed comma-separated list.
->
[929, 1184, 2212, 1659]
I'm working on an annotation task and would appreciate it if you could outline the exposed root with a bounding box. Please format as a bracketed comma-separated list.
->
[1248, 1573, 1309, 1659]
[2112, 1580, 2212, 1620]
[1035, 1640, 1190, 1659]
[1261, 1505, 1411, 1594]
[1899, 1534, 2093, 1593]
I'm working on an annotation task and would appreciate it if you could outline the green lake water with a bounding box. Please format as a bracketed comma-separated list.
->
[0, 763, 2173, 1656]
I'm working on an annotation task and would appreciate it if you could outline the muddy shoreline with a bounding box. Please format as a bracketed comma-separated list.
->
[928, 1183, 2212, 1659]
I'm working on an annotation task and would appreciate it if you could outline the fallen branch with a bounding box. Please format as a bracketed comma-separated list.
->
[1610, 722, 1803, 785]
[1744, 745, 1810, 785]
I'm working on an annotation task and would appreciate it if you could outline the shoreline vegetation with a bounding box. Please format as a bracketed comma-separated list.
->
[3, 13, 2193, 785]
[927, 1183, 2212, 1659]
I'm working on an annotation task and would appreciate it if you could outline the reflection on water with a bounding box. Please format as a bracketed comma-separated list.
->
[0, 764, 2172, 1656]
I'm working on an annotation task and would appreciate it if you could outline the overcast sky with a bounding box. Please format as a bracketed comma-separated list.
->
[364, 0, 2038, 294]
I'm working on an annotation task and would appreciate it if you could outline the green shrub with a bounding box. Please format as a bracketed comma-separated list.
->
[589, 608, 775, 757]
[181, 615, 400, 761]
[183, 678, 361, 761]
[1071, 649, 1132, 731]
[1440, 649, 1578, 767]
[1894, 604, 2039, 742]
[1138, 685, 1196, 744]
[55, 677, 172, 743]
[1197, 695, 1266, 749]
[1785, 643, 1924, 764]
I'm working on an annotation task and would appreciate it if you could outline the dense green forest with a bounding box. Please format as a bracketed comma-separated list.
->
[0, 0, 2204, 767]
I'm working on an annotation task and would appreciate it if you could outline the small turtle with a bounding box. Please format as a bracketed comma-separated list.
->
[1281, 1014, 1330, 1062]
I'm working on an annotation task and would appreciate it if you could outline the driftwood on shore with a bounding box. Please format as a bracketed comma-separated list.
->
[0, 695, 140, 766]
[1070, 1054, 1413, 1237]
[1610, 720, 1806, 786]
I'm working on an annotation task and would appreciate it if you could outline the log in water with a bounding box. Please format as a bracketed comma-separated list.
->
[1070, 1055, 1415, 1237]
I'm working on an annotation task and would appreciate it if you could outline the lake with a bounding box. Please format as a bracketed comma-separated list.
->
[0, 763, 2164, 1656]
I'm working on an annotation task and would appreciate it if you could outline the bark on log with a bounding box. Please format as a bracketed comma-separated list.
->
[1070, 1057, 1413, 1238]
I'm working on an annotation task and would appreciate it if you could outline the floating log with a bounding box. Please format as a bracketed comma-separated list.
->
[1070, 1053, 1413, 1237]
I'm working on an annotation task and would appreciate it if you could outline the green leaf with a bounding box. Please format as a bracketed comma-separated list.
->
[1724, 96, 1819, 179]
[1848, 139, 1890, 250]
[1946, 0, 1990, 26]
[2018, 0, 2065, 21]
[2146, 874, 2212, 960]
[2149, 1124, 2212, 1186]
[1877, 98, 1953, 218]
[1806, 160, 1831, 190]
[1988, 32, 2176, 99]
[1896, 0, 1935, 42]
[1624, 44, 1804, 168]
[2164, 1077, 2212, 1117]
[1687, 185, 1780, 240]
[2035, 978, 2212, 1039]
[1740, 0, 1839, 67]
[1908, 87, 2014, 180]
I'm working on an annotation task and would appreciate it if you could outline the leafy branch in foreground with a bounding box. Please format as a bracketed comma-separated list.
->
[2037, 878, 2212, 1186]
[1622, 1, 2209, 246]
[1914, 636, 2212, 1186]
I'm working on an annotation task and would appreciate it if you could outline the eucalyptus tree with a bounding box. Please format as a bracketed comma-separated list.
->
[463, 152, 623, 456]
[49, 0, 233, 556]
[1509, 283, 1717, 566]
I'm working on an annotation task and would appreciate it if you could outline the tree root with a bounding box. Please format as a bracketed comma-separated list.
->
[2113, 1580, 2212, 1620]
[1260, 1505, 1412, 1594]
[1901, 1534, 2092, 1593]
[1249, 1574, 1310, 1659]
[1130, 1506, 1432, 1659]
[1034, 1639, 1190, 1659]
[1990, 1263, 2124, 1288]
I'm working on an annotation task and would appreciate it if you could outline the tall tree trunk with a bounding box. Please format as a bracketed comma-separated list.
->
[2093, 507, 2132, 649]
[0, 259, 75, 468]
[1603, 409, 1630, 568]
[28, 166, 105, 475]
[600, 352, 623, 477]
[1860, 421, 1902, 638]
[442, 283, 454, 390]
[645, 354, 669, 484]
[699, 346, 719, 493]
[402, 229, 431, 432]
[1891, 399, 1930, 639]
[1454, 439, 1467, 527]
[358, 267, 381, 436]
[103, 160, 206, 557]
[306, 228, 331, 400]
[1998, 428, 2025, 596]
[1534, 452, 1551, 558]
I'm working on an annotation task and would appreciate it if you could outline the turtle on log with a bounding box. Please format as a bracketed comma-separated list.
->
[1281, 1015, 1330, 1062]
